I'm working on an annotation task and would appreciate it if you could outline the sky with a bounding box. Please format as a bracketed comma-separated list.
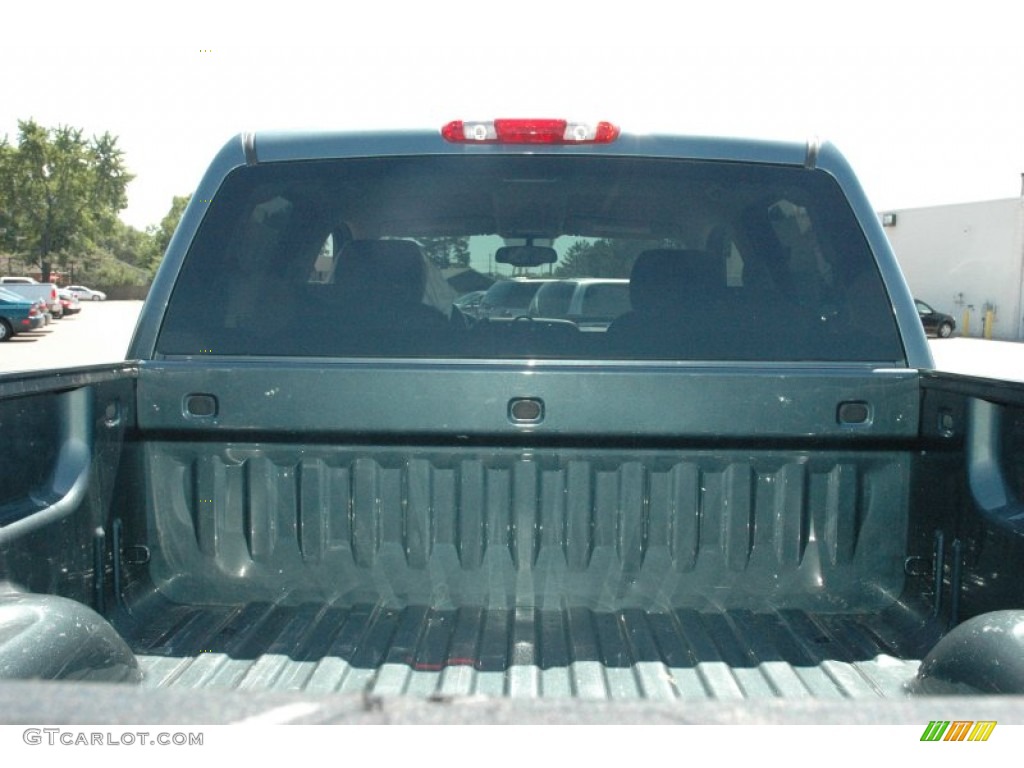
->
[2, 2, 1023, 231]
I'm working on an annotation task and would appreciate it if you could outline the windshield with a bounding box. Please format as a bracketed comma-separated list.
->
[157, 154, 904, 363]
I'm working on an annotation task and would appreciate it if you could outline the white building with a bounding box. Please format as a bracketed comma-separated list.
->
[880, 192, 1024, 341]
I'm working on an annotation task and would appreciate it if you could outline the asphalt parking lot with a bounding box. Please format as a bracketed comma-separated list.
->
[1, 301, 1022, 382]
[0, 301, 143, 374]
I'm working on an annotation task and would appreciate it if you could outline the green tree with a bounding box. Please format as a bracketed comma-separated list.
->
[148, 194, 191, 271]
[554, 238, 680, 278]
[98, 219, 159, 270]
[0, 136, 23, 256]
[418, 236, 470, 269]
[80, 248, 152, 287]
[554, 239, 634, 278]
[0, 119, 133, 281]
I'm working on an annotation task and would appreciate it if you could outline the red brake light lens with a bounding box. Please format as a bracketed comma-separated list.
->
[442, 119, 620, 145]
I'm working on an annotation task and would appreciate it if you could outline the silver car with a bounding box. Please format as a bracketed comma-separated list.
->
[67, 285, 107, 301]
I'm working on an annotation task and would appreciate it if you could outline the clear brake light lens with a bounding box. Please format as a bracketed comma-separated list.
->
[442, 119, 619, 145]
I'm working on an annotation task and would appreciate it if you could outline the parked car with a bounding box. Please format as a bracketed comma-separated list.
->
[0, 281, 62, 319]
[0, 288, 49, 326]
[66, 285, 106, 301]
[58, 289, 81, 316]
[528, 278, 631, 330]
[451, 289, 486, 319]
[915, 299, 955, 338]
[0, 289, 43, 340]
[477, 278, 553, 320]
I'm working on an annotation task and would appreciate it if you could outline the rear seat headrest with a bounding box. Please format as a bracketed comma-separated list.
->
[629, 249, 724, 311]
[336, 239, 427, 305]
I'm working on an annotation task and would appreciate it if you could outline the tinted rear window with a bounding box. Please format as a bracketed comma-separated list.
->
[157, 155, 904, 363]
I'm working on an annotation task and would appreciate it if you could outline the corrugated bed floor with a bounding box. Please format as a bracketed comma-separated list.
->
[122, 603, 925, 700]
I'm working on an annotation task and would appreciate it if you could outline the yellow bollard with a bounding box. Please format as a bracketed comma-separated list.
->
[961, 310, 970, 337]
[983, 310, 994, 339]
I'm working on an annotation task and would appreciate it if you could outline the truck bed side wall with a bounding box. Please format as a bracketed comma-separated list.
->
[0, 366, 136, 607]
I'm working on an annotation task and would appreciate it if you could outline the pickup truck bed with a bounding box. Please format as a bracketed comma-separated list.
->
[121, 429, 932, 701]
[3, 363, 1014, 708]
[125, 601, 929, 700]
[3, 126, 1024, 723]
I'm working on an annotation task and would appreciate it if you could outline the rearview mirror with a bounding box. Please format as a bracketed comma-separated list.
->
[495, 245, 557, 268]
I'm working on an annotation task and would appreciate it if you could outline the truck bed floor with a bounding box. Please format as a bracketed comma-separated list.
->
[119, 601, 930, 701]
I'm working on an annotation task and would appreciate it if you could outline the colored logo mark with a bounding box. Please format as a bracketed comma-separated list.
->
[921, 721, 997, 742]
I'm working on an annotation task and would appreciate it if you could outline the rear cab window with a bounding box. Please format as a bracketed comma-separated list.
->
[156, 155, 904, 364]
